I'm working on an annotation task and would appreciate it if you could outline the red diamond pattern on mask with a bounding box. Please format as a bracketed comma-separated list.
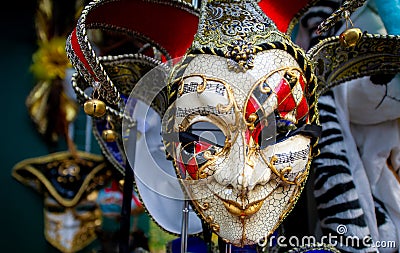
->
[178, 141, 213, 179]
[276, 74, 308, 122]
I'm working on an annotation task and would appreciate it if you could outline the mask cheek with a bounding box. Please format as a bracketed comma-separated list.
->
[44, 207, 81, 250]
[265, 134, 311, 184]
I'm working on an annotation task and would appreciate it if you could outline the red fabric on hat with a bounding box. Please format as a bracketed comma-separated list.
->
[258, 0, 313, 33]
[70, 28, 97, 79]
[85, 0, 198, 59]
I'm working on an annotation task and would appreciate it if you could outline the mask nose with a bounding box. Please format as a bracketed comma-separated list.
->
[213, 136, 272, 194]
[237, 150, 271, 192]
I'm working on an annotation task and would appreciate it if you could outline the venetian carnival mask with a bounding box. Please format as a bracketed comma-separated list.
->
[66, 0, 400, 249]
[44, 192, 101, 252]
[160, 1, 321, 246]
[12, 151, 111, 252]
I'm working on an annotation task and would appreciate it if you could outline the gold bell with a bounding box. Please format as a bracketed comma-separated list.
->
[83, 99, 106, 117]
[339, 28, 362, 48]
[102, 129, 117, 142]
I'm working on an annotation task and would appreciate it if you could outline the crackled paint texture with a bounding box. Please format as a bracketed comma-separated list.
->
[168, 51, 312, 245]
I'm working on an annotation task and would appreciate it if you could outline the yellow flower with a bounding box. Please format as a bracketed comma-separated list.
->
[30, 37, 72, 81]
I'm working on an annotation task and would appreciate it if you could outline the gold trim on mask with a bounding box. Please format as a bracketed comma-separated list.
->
[260, 147, 311, 186]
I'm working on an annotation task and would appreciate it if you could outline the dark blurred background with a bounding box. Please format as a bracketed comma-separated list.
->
[0, 1, 86, 252]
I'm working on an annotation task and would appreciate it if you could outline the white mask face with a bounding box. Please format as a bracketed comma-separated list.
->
[164, 52, 314, 246]
[44, 192, 101, 252]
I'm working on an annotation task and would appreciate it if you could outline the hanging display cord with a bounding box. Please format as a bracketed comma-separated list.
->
[202, 221, 212, 253]
[225, 243, 232, 253]
[119, 122, 137, 253]
[84, 115, 92, 152]
[119, 162, 134, 253]
[181, 200, 190, 253]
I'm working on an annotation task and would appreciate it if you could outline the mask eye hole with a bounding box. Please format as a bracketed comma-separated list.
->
[180, 121, 226, 148]
[189, 122, 226, 147]
[75, 202, 97, 213]
[256, 113, 276, 149]
[276, 119, 297, 140]
[45, 204, 66, 213]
